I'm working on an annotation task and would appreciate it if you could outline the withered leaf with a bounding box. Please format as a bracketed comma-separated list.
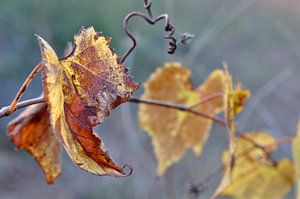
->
[37, 26, 139, 176]
[219, 132, 295, 199]
[139, 63, 225, 175]
[7, 103, 61, 184]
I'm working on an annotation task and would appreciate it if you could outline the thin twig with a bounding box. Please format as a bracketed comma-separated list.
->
[129, 98, 266, 150]
[129, 98, 224, 124]
[0, 96, 45, 118]
[186, 92, 223, 110]
[4, 63, 43, 116]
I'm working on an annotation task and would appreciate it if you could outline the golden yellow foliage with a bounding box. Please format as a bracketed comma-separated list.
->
[219, 132, 295, 199]
[212, 64, 237, 198]
[7, 103, 61, 184]
[139, 63, 226, 175]
[292, 121, 300, 199]
[37, 26, 139, 177]
[232, 82, 251, 114]
[213, 65, 251, 198]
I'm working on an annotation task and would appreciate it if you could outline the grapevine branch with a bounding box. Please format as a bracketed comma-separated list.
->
[0, 96, 44, 117]
[129, 98, 266, 150]
[0, 95, 266, 151]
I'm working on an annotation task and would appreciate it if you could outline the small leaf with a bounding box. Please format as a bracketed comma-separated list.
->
[7, 103, 61, 184]
[292, 121, 300, 199]
[139, 63, 225, 175]
[37, 26, 139, 177]
[219, 132, 295, 199]
[232, 81, 251, 114]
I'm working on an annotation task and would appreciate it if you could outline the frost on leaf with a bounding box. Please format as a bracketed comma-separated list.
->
[139, 63, 225, 175]
[219, 132, 295, 199]
[37, 26, 139, 177]
[7, 103, 61, 184]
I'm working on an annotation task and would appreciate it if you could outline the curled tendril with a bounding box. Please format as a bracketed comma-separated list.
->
[122, 164, 133, 177]
[119, 0, 193, 64]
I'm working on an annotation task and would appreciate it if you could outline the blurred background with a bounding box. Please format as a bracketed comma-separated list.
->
[0, 0, 300, 198]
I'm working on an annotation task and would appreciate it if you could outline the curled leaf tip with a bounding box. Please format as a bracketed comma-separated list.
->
[122, 164, 134, 177]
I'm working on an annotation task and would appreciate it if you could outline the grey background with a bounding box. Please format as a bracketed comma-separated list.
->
[0, 0, 299, 198]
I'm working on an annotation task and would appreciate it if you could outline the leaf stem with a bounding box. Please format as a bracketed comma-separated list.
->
[0, 96, 45, 118]
[186, 92, 223, 110]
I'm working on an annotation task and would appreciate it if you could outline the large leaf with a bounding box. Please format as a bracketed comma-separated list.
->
[37, 26, 139, 176]
[139, 63, 225, 175]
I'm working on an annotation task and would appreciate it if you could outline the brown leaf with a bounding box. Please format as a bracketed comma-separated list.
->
[139, 63, 225, 175]
[37, 26, 139, 176]
[7, 103, 61, 184]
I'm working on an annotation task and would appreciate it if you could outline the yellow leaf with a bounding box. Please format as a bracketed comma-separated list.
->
[37, 26, 139, 177]
[213, 65, 250, 198]
[139, 63, 225, 175]
[219, 132, 295, 199]
[7, 103, 61, 184]
[292, 121, 300, 199]
[232, 82, 251, 114]
[213, 64, 236, 197]
[221, 159, 294, 199]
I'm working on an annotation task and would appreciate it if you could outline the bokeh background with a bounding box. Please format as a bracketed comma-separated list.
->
[0, 0, 300, 198]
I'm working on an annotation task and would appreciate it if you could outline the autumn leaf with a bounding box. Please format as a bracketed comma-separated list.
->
[292, 121, 300, 199]
[219, 132, 295, 199]
[7, 103, 61, 184]
[212, 64, 237, 198]
[139, 63, 225, 175]
[232, 81, 251, 114]
[213, 65, 251, 198]
[37, 26, 139, 177]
